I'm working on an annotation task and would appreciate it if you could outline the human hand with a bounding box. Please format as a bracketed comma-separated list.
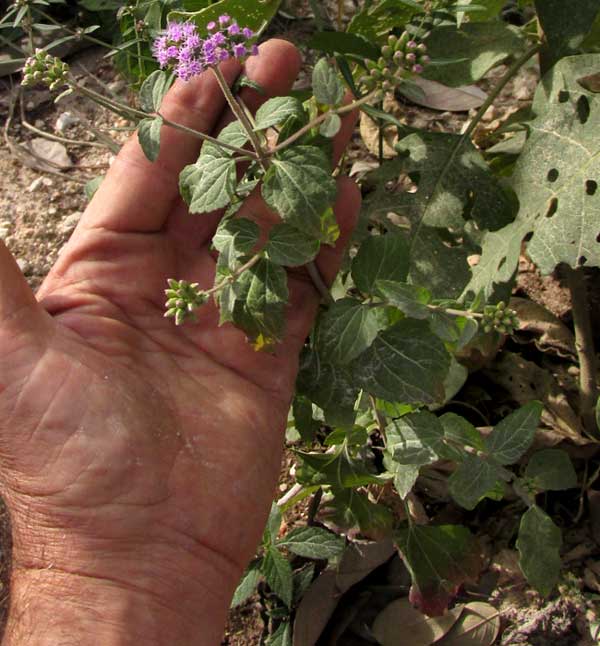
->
[0, 39, 360, 645]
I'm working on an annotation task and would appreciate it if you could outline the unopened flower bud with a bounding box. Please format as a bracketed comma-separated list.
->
[388, 34, 398, 46]
[412, 64, 424, 75]
[420, 55, 431, 66]
[406, 40, 418, 51]
[406, 52, 417, 64]
[393, 51, 404, 64]
[417, 43, 428, 54]
[398, 31, 410, 49]
[381, 45, 393, 59]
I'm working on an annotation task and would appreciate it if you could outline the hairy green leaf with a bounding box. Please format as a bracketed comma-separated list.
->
[485, 401, 543, 465]
[401, 411, 465, 462]
[365, 132, 514, 297]
[262, 145, 337, 239]
[231, 560, 262, 607]
[139, 69, 170, 113]
[319, 112, 342, 138]
[439, 413, 485, 451]
[138, 116, 162, 162]
[375, 280, 432, 319]
[328, 487, 394, 537]
[424, 22, 525, 86]
[263, 545, 294, 608]
[264, 223, 320, 267]
[351, 234, 410, 295]
[267, 621, 292, 646]
[396, 524, 481, 616]
[312, 58, 345, 106]
[386, 416, 438, 467]
[513, 55, 600, 273]
[449, 455, 504, 510]
[348, 0, 416, 43]
[297, 349, 359, 427]
[308, 30, 380, 60]
[172, 0, 282, 33]
[351, 319, 451, 405]
[517, 505, 562, 596]
[277, 526, 346, 560]
[317, 299, 383, 365]
[254, 96, 304, 131]
[213, 217, 260, 258]
[535, 0, 600, 66]
[524, 449, 577, 491]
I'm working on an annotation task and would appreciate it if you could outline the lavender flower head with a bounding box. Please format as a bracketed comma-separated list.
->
[152, 15, 259, 81]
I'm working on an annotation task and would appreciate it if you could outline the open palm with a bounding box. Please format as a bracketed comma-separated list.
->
[0, 39, 359, 638]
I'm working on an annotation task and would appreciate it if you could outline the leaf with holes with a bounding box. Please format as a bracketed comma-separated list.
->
[396, 524, 482, 616]
[512, 54, 600, 273]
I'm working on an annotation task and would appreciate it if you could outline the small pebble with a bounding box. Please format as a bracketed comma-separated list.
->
[0, 227, 9, 240]
[16, 258, 29, 274]
[55, 111, 79, 133]
[34, 119, 45, 129]
[61, 212, 82, 233]
[48, 207, 58, 216]
[28, 177, 43, 192]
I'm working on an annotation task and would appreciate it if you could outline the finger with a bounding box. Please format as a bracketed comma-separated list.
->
[0, 241, 45, 331]
[80, 57, 243, 233]
[165, 39, 302, 248]
[282, 176, 361, 354]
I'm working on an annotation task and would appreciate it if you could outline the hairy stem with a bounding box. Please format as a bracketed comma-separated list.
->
[212, 66, 269, 170]
[271, 89, 380, 154]
[206, 254, 262, 296]
[565, 266, 599, 437]
[70, 80, 258, 159]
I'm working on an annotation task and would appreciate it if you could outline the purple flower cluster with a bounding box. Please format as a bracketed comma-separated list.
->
[152, 15, 259, 81]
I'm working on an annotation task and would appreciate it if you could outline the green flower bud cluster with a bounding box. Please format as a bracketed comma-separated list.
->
[359, 31, 431, 93]
[481, 301, 519, 335]
[21, 50, 69, 90]
[164, 279, 209, 326]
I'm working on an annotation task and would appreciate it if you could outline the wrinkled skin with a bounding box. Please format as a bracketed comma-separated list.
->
[0, 39, 359, 644]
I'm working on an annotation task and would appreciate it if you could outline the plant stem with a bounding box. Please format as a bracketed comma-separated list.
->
[307, 261, 334, 305]
[271, 89, 380, 154]
[307, 488, 323, 526]
[461, 43, 541, 144]
[69, 80, 258, 159]
[206, 254, 262, 296]
[212, 66, 269, 170]
[565, 265, 599, 437]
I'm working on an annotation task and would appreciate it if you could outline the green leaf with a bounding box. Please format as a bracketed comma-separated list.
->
[139, 68, 169, 112]
[172, 0, 282, 34]
[84, 175, 103, 201]
[291, 396, 321, 444]
[228, 258, 289, 347]
[231, 560, 262, 607]
[375, 280, 431, 319]
[265, 502, 282, 545]
[535, 0, 600, 66]
[439, 413, 485, 451]
[316, 299, 383, 365]
[512, 54, 600, 273]
[423, 22, 525, 86]
[254, 96, 304, 131]
[396, 524, 481, 616]
[517, 505, 562, 596]
[308, 30, 380, 60]
[400, 411, 465, 462]
[182, 123, 249, 215]
[267, 621, 292, 646]
[262, 145, 337, 240]
[524, 449, 577, 491]
[213, 215, 260, 259]
[138, 116, 162, 162]
[265, 223, 320, 267]
[351, 319, 451, 405]
[365, 132, 514, 298]
[484, 402, 543, 465]
[263, 545, 294, 608]
[449, 455, 504, 510]
[328, 487, 394, 537]
[386, 416, 438, 467]
[277, 526, 346, 560]
[296, 348, 359, 427]
[296, 443, 386, 488]
[319, 112, 342, 138]
[351, 234, 410, 295]
[348, 0, 416, 43]
[312, 58, 345, 106]
[292, 563, 315, 606]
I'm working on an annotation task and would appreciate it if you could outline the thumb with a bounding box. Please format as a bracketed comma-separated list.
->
[0, 241, 42, 327]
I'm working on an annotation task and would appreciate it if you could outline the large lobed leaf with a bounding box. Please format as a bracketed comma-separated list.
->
[512, 54, 600, 273]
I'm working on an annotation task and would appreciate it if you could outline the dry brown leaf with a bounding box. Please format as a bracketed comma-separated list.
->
[436, 602, 500, 646]
[372, 598, 463, 645]
[409, 78, 487, 112]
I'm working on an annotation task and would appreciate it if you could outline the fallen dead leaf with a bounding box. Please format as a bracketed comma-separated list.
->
[436, 602, 500, 646]
[409, 78, 487, 112]
[372, 598, 463, 645]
